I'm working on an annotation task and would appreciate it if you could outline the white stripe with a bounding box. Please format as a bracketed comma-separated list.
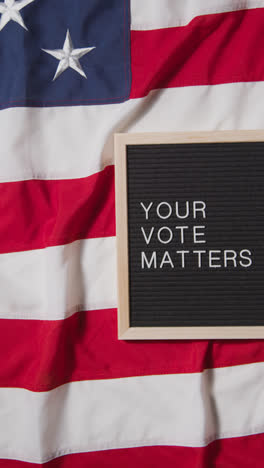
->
[0, 104, 132, 183]
[131, 0, 264, 30]
[1, 82, 264, 182]
[1, 362, 264, 463]
[126, 82, 264, 133]
[0, 237, 116, 320]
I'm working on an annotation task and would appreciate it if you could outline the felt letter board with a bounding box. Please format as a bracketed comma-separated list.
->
[115, 131, 264, 339]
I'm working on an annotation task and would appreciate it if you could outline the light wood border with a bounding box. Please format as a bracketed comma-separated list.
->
[114, 130, 264, 340]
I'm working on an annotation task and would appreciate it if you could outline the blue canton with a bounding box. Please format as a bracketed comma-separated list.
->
[0, 0, 131, 108]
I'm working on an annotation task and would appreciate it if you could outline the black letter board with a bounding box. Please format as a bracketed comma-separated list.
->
[115, 131, 264, 339]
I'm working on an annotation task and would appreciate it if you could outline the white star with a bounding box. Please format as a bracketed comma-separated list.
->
[42, 30, 96, 81]
[0, 0, 34, 31]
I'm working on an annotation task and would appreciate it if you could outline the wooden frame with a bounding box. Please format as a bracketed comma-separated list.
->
[115, 130, 264, 340]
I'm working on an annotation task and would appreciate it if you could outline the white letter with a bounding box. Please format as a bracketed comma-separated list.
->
[193, 226, 206, 243]
[175, 201, 189, 219]
[141, 227, 154, 245]
[157, 202, 172, 219]
[140, 202, 153, 220]
[239, 249, 252, 268]
[193, 250, 206, 268]
[175, 226, 188, 244]
[209, 250, 221, 268]
[141, 251, 157, 269]
[193, 201, 206, 219]
[157, 227, 173, 244]
[160, 251, 174, 268]
[176, 250, 190, 268]
[224, 250, 237, 268]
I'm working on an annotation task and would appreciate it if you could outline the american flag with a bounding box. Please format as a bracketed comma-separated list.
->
[0, 0, 264, 466]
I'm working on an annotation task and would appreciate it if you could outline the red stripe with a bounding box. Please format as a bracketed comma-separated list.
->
[1, 433, 264, 467]
[1, 308, 264, 391]
[0, 165, 115, 253]
[130, 9, 264, 98]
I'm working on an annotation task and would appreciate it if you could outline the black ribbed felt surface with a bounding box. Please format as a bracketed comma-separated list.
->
[126, 142, 264, 327]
